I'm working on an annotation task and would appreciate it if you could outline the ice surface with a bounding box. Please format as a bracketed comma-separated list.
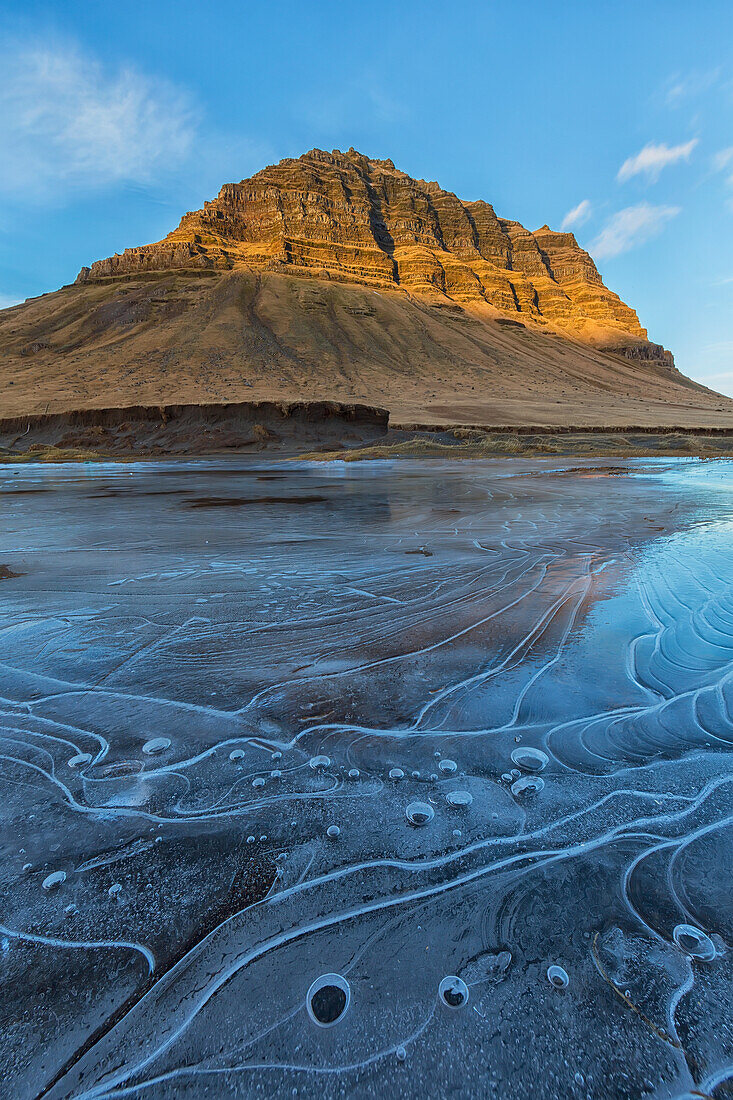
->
[0, 456, 731, 1098]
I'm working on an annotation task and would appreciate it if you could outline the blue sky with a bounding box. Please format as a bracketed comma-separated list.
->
[1, 0, 731, 392]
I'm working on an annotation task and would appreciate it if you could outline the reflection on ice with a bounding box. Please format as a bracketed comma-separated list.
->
[0, 456, 731, 1099]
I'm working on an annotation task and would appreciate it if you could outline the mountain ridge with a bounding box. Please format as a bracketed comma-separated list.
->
[2, 147, 732, 429]
[76, 147, 668, 366]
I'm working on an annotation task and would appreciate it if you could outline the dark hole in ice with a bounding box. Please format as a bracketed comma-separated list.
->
[547, 964, 569, 989]
[672, 923, 716, 961]
[306, 973, 350, 1027]
[438, 975, 469, 1008]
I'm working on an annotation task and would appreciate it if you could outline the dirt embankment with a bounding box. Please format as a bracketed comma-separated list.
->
[0, 400, 389, 460]
[3, 402, 733, 464]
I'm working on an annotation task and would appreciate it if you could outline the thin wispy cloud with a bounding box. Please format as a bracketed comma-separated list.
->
[712, 147, 733, 171]
[617, 140, 698, 183]
[0, 294, 22, 310]
[0, 40, 198, 201]
[560, 199, 591, 231]
[298, 76, 408, 132]
[664, 68, 721, 105]
[591, 203, 680, 259]
[712, 146, 733, 188]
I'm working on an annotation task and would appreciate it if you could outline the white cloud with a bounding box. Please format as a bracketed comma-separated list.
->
[617, 139, 698, 183]
[712, 147, 733, 189]
[664, 68, 721, 105]
[0, 294, 22, 310]
[560, 199, 592, 231]
[0, 40, 197, 200]
[712, 147, 733, 172]
[590, 203, 680, 260]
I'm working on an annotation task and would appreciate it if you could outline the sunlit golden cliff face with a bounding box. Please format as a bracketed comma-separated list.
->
[77, 148, 667, 363]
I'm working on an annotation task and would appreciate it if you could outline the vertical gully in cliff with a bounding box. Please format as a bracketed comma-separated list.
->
[353, 163, 400, 285]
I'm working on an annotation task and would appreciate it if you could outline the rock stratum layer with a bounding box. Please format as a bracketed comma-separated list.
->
[2, 147, 732, 428]
[77, 148, 662, 362]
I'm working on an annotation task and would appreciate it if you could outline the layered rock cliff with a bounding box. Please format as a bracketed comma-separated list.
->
[76, 148, 669, 365]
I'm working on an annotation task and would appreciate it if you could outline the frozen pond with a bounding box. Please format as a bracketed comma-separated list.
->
[0, 456, 731, 1099]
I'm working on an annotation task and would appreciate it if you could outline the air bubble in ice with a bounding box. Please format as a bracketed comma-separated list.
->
[438, 975, 469, 1008]
[252, 777, 265, 788]
[672, 924, 716, 961]
[511, 776, 545, 796]
[142, 737, 171, 756]
[511, 747, 549, 773]
[389, 767, 404, 780]
[108, 883, 122, 898]
[438, 759, 457, 774]
[42, 871, 66, 891]
[396, 1046, 407, 1062]
[270, 769, 282, 779]
[347, 768, 360, 780]
[406, 801, 435, 826]
[68, 752, 92, 768]
[229, 749, 245, 762]
[547, 964, 569, 989]
[306, 973, 350, 1027]
[309, 755, 330, 770]
[446, 790, 473, 807]
[326, 825, 340, 839]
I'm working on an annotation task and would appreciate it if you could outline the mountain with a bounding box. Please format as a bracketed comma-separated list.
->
[1, 147, 731, 428]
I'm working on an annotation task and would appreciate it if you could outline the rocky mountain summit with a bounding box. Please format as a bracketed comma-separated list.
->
[77, 148, 668, 365]
[3, 147, 731, 429]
